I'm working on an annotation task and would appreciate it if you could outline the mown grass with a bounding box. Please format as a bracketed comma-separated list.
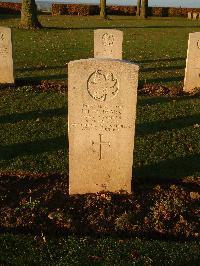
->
[0, 14, 200, 264]
[0, 234, 199, 266]
[0, 87, 199, 180]
[0, 15, 199, 178]
[0, 14, 200, 86]
[0, 87, 67, 173]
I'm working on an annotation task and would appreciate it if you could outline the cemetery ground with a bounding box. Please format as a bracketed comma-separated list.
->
[0, 14, 200, 265]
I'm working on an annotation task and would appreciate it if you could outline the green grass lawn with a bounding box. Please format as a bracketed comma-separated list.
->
[0, 14, 199, 178]
[0, 87, 200, 181]
[0, 15, 200, 265]
[1, 234, 199, 266]
[0, 14, 200, 86]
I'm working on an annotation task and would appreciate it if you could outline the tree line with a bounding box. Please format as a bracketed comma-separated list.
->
[20, 0, 149, 29]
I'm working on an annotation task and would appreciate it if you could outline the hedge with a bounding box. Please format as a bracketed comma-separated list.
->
[52, 4, 200, 17]
[0, 2, 21, 14]
[107, 5, 136, 16]
[149, 7, 200, 17]
[52, 4, 137, 16]
[51, 4, 99, 16]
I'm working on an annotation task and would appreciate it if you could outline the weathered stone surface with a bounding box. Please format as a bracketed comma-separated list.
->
[94, 29, 123, 59]
[188, 12, 192, 19]
[184, 32, 200, 92]
[0, 27, 14, 84]
[68, 58, 139, 194]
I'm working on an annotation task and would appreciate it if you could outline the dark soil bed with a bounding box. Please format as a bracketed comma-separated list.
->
[0, 172, 199, 240]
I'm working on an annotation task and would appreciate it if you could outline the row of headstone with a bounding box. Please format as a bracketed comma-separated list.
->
[188, 12, 200, 20]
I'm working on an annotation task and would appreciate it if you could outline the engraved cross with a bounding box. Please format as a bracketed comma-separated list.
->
[92, 134, 111, 160]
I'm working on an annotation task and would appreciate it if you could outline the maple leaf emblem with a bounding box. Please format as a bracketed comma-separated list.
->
[87, 70, 119, 101]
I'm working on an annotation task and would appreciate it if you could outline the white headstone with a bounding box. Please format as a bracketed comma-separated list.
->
[94, 29, 123, 60]
[68, 58, 139, 194]
[184, 32, 200, 92]
[0, 27, 14, 84]
[188, 12, 192, 20]
[193, 12, 198, 20]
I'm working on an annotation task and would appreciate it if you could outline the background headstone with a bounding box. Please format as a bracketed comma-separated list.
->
[0, 27, 14, 84]
[188, 12, 192, 20]
[184, 32, 200, 92]
[94, 29, 123, 59]
[193, 13, 198, 20]
[68, 58, 139, 194]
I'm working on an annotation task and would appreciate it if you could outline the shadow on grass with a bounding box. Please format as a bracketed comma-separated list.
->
[142, 75, 183, 84]
[136, 113, 200, 136]
[16, 65, 66, 72]
[134, 153, 200, 183]
[16, 73, 67, 85]
[0, 107, 67, 124]
[134, 57, 185, 64]
[141, 65, 185, 72]
[137, 94, 199, 106]
[0, 135, 67, 161]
